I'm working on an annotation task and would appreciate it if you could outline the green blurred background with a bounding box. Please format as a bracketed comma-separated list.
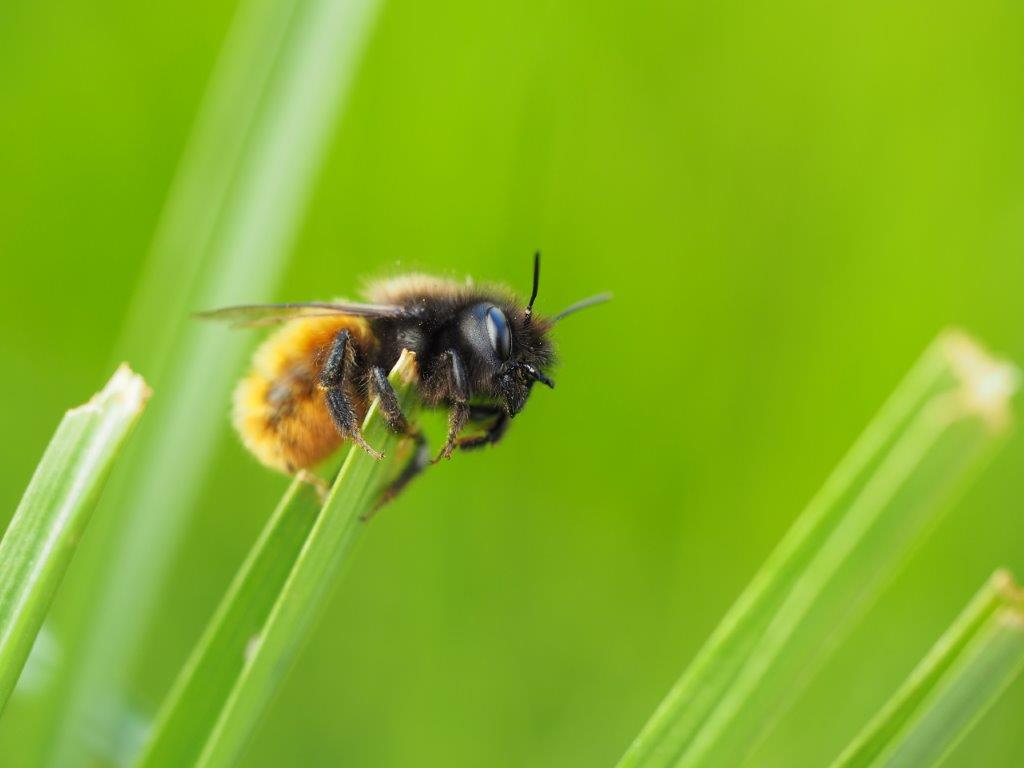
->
[2, 0, 1024, 765]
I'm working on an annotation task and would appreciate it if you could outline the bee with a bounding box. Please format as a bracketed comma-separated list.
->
[198, 254, 609, 505]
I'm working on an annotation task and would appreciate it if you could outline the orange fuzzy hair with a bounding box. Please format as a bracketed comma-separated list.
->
[232, 313, 377, 474]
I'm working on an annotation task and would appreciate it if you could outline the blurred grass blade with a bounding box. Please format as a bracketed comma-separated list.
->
[617, 330, 1020, 768]
[832, 570, 1024, 768]
[39, 0, 382, 763]
[0, 366, 149, 714]
[134, 351, 418, 768]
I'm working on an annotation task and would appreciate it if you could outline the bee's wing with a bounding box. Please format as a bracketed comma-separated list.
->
[194, 301, 408, 328]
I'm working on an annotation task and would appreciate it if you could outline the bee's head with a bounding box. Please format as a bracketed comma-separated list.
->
[459, 300, 554, 417]
[458, 253, 610, 417]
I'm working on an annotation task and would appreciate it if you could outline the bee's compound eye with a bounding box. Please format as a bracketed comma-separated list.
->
[484, 306, 512, 359]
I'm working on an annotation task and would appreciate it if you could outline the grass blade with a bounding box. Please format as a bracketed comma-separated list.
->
[832, 571, 1024, 768]
[0, 366, 149, 713]
[616, 330, 1019, 768]
[39, 0, 382, 762]
[134, 351, 418, 768]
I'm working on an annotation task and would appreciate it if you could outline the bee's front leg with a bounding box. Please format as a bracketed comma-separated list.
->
[458, 405, 510, 451]
[320, 329, 382, 460]
[436, 349, 469, 462]
[366, 431, 431, 519]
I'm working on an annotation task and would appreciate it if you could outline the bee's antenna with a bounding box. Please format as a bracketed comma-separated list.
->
[553, 292, 613, 323]
[525, 251, 541, 321]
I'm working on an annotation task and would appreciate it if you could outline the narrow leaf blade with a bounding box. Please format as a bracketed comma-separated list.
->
[0, 366, 149, 712]
[617, 331, 1020, 768]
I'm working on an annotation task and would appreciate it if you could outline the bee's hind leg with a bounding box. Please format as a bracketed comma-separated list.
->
[362, 365, 425, 520]
[295, 469, 329, 504]
[364, 431, 431, 520]
[321, 329, 382, 460]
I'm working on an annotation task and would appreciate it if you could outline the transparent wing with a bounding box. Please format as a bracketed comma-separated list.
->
[194, 301, 407, 328]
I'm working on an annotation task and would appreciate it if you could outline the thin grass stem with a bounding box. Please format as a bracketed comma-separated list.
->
[832, 571, 1024, 768]
[617, 330, 1020, 768]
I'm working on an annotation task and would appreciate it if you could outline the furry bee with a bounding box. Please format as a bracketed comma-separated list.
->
[199, 254, 609, 504]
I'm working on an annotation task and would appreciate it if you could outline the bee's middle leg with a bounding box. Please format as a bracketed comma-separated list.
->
[436, 349, 469, 462]
[369, 365, 412, 435]
[365, 431, 431, 520]
[320, 329, 382, 460]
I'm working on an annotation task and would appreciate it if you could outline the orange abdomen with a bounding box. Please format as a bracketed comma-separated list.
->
[233, 315, 377, 474]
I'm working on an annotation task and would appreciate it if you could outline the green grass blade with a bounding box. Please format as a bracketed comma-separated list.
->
[616, 330, 1020, 768]
[133, 351, 418, 768]
[833, 571, 1024, 768]
[39, 0, 382, 763]
[0, 366, 149, 714]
